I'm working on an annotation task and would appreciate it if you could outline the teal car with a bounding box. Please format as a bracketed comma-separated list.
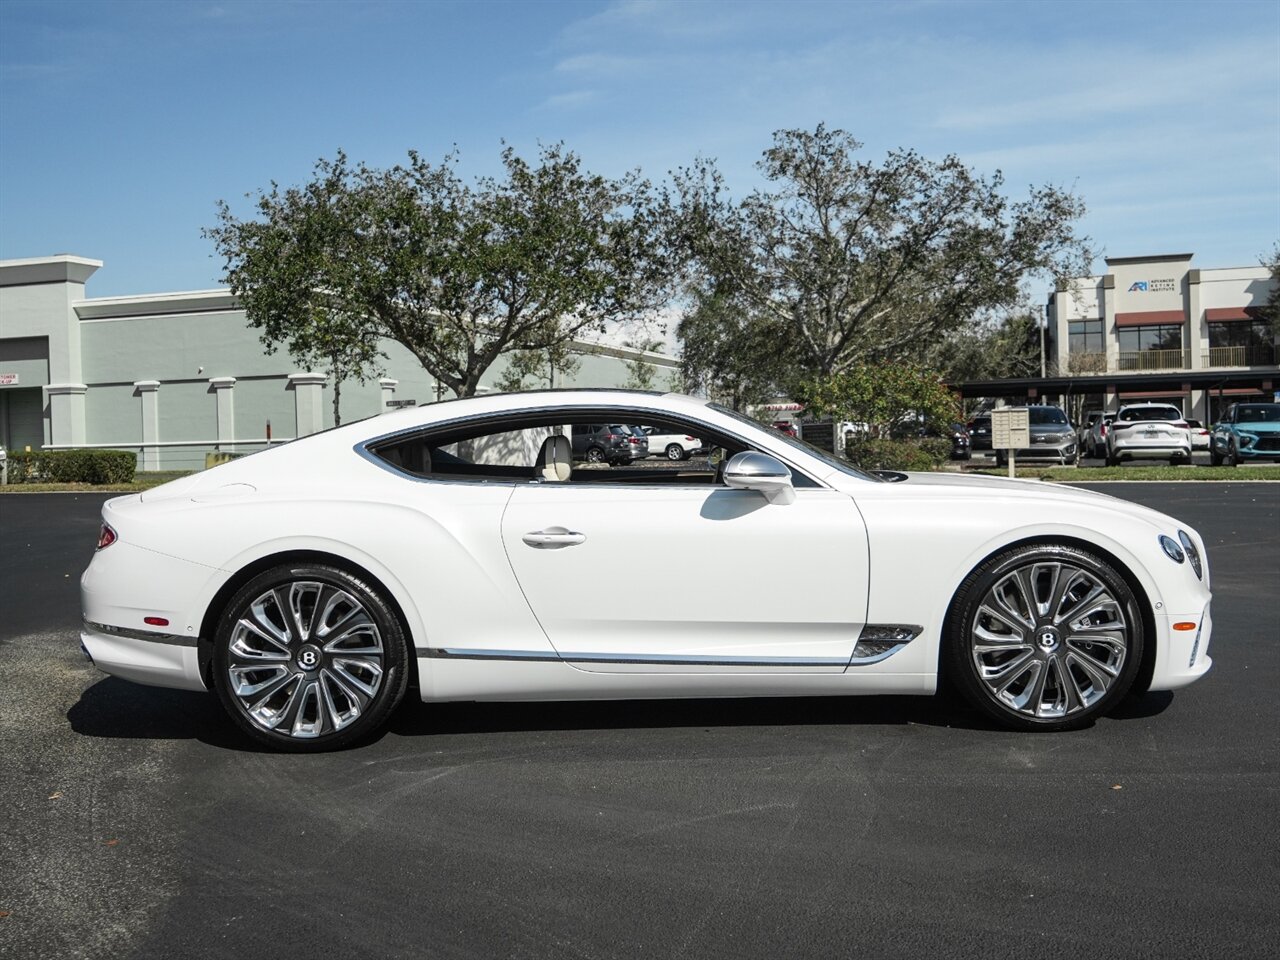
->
[1210, 402, 1280, 466]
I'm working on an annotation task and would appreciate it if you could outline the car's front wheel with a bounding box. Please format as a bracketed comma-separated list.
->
[945, 544, 1143, 731]
[1227, 440, 1240, 468]
[211, 563, 410, 752]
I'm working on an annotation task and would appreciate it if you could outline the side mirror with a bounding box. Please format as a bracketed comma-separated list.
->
[723, 451, 795, 505]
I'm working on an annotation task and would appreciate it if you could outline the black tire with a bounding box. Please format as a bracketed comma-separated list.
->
[944, 543, 1144, 732]
[1227, 441, 1240, 468]
[1210, 445, 1223, 466]
[995, 453, 1006, 467]
[585, 446, 605, 463]
[211, 563, 410, 752]
[1106, 447, 1120, 467]
[665, 443, 686, 461]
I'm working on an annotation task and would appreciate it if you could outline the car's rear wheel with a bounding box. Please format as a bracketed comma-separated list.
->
[945, 544, 1143, 731]
[666, 443, 685, 461]
[585, 446, 605, 463]
[1106, 447, 1120, 467]
[212, 563, 409, 752]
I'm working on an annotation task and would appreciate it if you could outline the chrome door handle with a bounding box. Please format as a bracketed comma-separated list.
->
[522, 526, 587, 549]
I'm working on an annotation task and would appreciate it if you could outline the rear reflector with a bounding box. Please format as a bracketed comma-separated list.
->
[144, 616, 170, 627]
[1172, 622, 1197, 631]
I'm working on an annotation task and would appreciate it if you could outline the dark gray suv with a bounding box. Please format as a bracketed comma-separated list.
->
[570, 423, 646, 465]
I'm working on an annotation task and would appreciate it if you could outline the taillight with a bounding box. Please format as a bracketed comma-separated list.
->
[97, 524, 117, 550]
[1174, 421, 1189, 429]
[685, 436, 696, 441]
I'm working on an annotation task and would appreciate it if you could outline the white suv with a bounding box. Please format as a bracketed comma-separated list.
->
[641, 426, 703, 461]
[1106, 403, 1192, 465]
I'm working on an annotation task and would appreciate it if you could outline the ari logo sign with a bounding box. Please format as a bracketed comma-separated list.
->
[1128, 279, 1176, 293]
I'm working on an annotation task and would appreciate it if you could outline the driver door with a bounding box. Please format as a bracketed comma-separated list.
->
[500, 481, 869, 673]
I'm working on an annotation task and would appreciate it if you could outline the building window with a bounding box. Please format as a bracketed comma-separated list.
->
[1208, 319, 1275, 366]
[1068, 319, 1103, 353]
[1117, 324, 1184, 370]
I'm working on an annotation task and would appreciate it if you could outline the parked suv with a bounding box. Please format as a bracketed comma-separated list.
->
[1086, 414, 1115, 458]
[993, 406, 1078, 466]
[1106, 403, 1191, 465]
[571, 423, 645, 465]
[641, 425, 703, 461]
[1210, 402, 1280, 466]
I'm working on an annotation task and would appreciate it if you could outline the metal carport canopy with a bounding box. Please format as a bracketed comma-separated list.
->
[946, 369, 1276, 398]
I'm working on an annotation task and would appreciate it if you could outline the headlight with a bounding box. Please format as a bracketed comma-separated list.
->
[1159, 535, 1185, 564]
[1178, 530, 1202, 580]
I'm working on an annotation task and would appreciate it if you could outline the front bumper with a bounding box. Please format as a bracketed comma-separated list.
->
[1150, 602, 1213, 692]
[999, 442, 1077, 463]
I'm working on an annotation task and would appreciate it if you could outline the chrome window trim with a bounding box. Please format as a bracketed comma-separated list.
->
[353, 403, 831, 491]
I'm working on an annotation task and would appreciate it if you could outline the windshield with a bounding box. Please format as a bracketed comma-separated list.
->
[708, 403, 882, 482]
[1029, 407, 1069, 425]
[1238, 404, 1280, 423]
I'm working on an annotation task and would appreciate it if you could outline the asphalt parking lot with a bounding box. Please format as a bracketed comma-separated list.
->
[2, 484, 1278, 960]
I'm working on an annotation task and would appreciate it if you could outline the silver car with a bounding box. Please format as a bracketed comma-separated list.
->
[993, 406, 1078, 466]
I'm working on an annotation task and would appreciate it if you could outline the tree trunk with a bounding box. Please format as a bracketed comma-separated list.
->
[331, 356, 342, 426]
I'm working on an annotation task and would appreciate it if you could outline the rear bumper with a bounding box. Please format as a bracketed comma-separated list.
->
[80, 620, 206, 691]
[1111, 441, 1190, 458]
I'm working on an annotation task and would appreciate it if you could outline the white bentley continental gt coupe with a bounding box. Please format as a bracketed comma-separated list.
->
[80, 390, 1213, 751]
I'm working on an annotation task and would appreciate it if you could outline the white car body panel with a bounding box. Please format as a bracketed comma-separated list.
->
[501, 484, 868, 670]
[79, 390, 1213, 713]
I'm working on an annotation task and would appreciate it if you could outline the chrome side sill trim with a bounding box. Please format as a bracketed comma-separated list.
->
[424, 647, 851, 667]
[82, 619, 195, 647]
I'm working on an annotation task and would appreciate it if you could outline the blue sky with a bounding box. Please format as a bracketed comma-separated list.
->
[1, 0, 1277, 298]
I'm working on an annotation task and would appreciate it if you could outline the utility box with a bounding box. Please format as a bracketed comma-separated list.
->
[991, 407, 1030, 450]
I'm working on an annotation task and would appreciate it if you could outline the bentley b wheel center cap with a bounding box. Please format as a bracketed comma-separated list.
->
[296, 644, 323, 672]
[1036, 626, 1061, 652]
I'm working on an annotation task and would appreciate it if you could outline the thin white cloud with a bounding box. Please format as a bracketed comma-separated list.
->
[536, 89, 601, 111]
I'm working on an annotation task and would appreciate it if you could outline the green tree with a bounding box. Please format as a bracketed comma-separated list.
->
[621, 336, 665, 391]
[204, 152, 384, 425]
[797, 364, 960, 437]
[494, 342, 581, 393]
[933, 308, 1043, 382]
[670, 125, 1092, 380]
[1262, 244, 1280, 339]
[209, 143, 673, 401]
[678, 291, 794, 411]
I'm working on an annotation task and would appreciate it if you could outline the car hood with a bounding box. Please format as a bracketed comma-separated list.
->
[835, 470, 1185, 532]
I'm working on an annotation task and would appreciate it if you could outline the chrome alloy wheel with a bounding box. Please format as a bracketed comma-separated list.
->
[226, 581, 385, 739]
[969, 561, 1130, 721]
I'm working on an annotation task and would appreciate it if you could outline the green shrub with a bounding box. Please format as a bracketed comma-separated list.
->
[846, 436, 951, 472]
[5, 449, 137, 485]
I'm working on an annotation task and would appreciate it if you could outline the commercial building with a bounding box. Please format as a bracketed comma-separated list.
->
[1046, 253, 1276, 420]
[0, 255, 678, 469]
